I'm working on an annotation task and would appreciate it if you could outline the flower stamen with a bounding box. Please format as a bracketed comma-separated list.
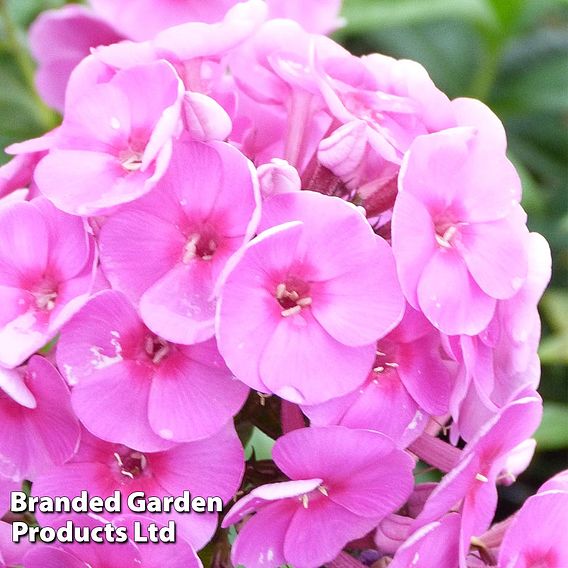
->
[144, 335, 171, 364]
[36, 292, 57, 311]
[121, 152, 144, 172]
[275, 280, 312, 317]
[115, 450, 147, 479]
[281, 305, 302, 317]
[182, 233, 217, 263]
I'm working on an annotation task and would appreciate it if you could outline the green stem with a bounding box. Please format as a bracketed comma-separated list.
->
[468, 32, 503, 101]
[0, 0, 58, 131]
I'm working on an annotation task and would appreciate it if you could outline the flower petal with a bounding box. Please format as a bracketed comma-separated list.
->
[99, 208, 185, 303]
[140, 262, 216, 345]
[458, 211, 529, 300]
[259, 311, 374, 404]
[310, 234, 404, 346]
[231, 500, 297, 568]
[391, 191, 437, 309]
[417, 249, 496, 335]
[0, 201, 48, 285]
[148, 340, 248, 441]
[216, 223, 304, 393]
[151, 423, 244, 504]
[71, 360, 172, 452]
[284, 498, 380, 568]
[0, 356, 80, 480]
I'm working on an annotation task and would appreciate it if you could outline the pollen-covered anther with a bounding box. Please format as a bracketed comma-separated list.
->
[301, 494, 309, 509]
[282, 305, 302, 317]
[475, 473, 489, 483]
[144, 335, 171, 364]
[182, 233, 217, 263]
[115, 450, 148, 479]
[121, 152, 144, 172]
[275, 282, 312, 317]
[373, 366, 385, 373]
[318, 485, 329, 497]
[385, 362, 399, 368]
[202, 240, 217, 260]
[435, 223, 459, 249]
[36, 292, 57, 311]
[183, 234, 200, 263]
[257, 392, 272, 406]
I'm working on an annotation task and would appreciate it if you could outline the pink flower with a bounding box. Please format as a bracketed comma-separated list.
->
[89, 0, 341, 41]
[89, 0, 242, 40]
[265, 0, 343, 34]
[498, 489, 568, 568]
[0, 356, 80, 481]
[99, 140, 260, 345]
[0, 153, 42, 201]
[22, 515, 203, 567]
[223, 426, 415, 568]
[113, 515, 203, 567]
[538, 469, 568, 493]
[316, 53, 453, 192]
[302, 363, 427, 449]
[33, 425, 244, 550]
[257, 159, 301, 198]
[1, 520, 31, 568]
[304, 305, 455, 442]
[151, 0, 267, 68]
[0, 197, 96, 368]
[392, 126, 530, 335]
[389, 512, 461, 568]
[217, 190, 404, 404]
[0, 478, 18, 516]
[57, 290, 248, 449]
[29, 5, 123, 112]
[35, 60, 184, 215]
[83, 0, 267, 83]
[414, 393, 543, 566]
[446, 232, 551, 442]
[21, 514, 142, 568]
[227, 19, 342, 169]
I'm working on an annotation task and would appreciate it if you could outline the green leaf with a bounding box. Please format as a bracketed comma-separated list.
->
[6, 0, 69, 29]
[339, 0, 497, 34]
[541, 290, 568, 334]
[0, 51, 47, 162]
[485, 0, 526, 34]
[539, 290, 568, 364]
[244, 427, 274, 461]
[535, 402, 568, 450]
[493, 28, 568, 115]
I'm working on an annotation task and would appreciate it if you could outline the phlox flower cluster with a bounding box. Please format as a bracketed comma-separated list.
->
[0, 1, 561, 567]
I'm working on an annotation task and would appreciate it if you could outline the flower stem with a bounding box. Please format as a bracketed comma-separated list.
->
[408, 433, 462, 473]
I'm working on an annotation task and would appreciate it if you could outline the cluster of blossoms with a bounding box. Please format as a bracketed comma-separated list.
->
[0, 0, 563, 566]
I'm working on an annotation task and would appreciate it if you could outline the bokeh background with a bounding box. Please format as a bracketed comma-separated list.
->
[0, 0, 566, 519]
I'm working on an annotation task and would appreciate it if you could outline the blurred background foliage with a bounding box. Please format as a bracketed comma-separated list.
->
[0, 0, 566, 512]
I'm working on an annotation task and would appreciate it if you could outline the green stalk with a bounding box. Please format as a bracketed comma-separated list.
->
[468, 36, 503, 101]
